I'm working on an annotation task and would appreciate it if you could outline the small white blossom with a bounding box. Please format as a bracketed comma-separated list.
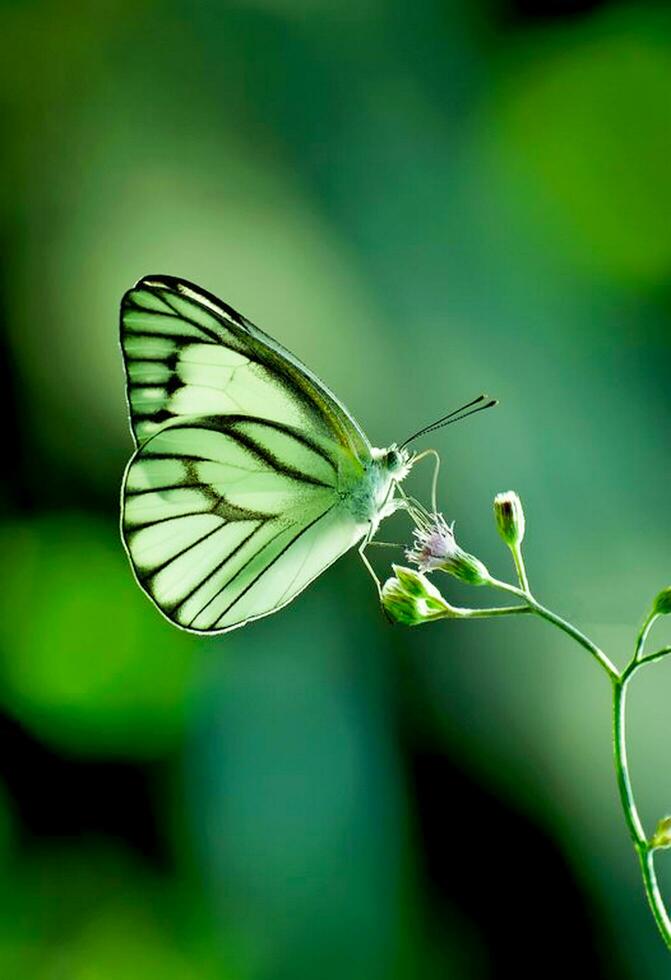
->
[406, 514, 490, 585]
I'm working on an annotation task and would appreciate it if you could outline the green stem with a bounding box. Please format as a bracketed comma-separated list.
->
[511, 542, 530, 594]
[612, 675, 646, 844]
[485, 573, 671, 944]
[640, 849, 671, 950]
[529, 599, 620, 682]
[486, 577, 620, 681]
[634, 612, 658, 664]
[459, 564, 671, 943]
[430, 604, 531, 625]
[458, 604, 532, 620]
[613, 670, 671, 949]
[640, 647, 671, 667]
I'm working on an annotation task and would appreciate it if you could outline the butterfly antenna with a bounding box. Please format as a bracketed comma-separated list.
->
[399, 394, 497, 449]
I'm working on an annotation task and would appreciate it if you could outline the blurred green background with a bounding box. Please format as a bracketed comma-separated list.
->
[2, 0, 671, 976]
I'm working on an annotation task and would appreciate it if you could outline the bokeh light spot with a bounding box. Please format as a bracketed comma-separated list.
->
[493, 10, 671, 283]
[0, 514, 199, 758]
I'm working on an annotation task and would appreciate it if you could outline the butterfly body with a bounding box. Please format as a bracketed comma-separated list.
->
[120, 276, 413, 634]
[343, 447, 410, 526]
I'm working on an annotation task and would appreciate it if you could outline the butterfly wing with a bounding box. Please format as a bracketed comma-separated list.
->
[120, 274, 371, 461]
[121, 415, 369, 633]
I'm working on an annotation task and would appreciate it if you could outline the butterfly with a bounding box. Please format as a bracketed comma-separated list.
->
[120, 275, 491, 634]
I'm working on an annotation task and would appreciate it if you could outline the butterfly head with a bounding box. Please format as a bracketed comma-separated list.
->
[379, 445, 413, 483]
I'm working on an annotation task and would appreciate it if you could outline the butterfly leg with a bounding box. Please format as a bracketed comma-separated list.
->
[360, 539, 404, 625]
[358, 539, 384, 598]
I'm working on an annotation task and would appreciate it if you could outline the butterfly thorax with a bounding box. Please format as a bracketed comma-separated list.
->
[342, 445, 412, 529]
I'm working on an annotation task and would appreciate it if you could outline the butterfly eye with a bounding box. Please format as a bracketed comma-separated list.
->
[386, 449, 402, 472]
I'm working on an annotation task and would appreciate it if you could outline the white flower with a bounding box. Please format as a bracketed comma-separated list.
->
[406, 514, 490, 585]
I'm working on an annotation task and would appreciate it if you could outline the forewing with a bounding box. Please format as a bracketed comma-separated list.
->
[121, 416, 368, 633]
[120, 275, 370, 459]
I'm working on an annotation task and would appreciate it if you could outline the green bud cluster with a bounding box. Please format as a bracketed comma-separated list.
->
[381, 566, 457, 627]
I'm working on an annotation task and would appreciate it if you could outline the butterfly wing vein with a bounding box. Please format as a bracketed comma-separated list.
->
[122, 413, 367, 633]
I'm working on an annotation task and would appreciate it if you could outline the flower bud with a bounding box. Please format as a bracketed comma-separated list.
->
[493, 491, 525, 548]
[405, 514, 490, 585]
[652, 587, 671, 617]
[381, 565, 457, 626]
[651, 815, 671, 850]
[394, 565, 433, 598]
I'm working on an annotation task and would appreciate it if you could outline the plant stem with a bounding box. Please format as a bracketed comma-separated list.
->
[485, 573, 671, 944]
[613, 669, 671, 949]
[459, 604, 532, 620]
[511, 542, 530, 594]
[486, 577, 620, 681]
[640, 647, 671, 667]
[612, 674, 646, 845]
[455, 561, 671, 943]
[634, 612, 657, 664]
[528, 599, 620, 682]
[640, 849, 671, 950]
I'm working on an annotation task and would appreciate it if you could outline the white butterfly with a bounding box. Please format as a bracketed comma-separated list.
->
[120, 275, 489, 634]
